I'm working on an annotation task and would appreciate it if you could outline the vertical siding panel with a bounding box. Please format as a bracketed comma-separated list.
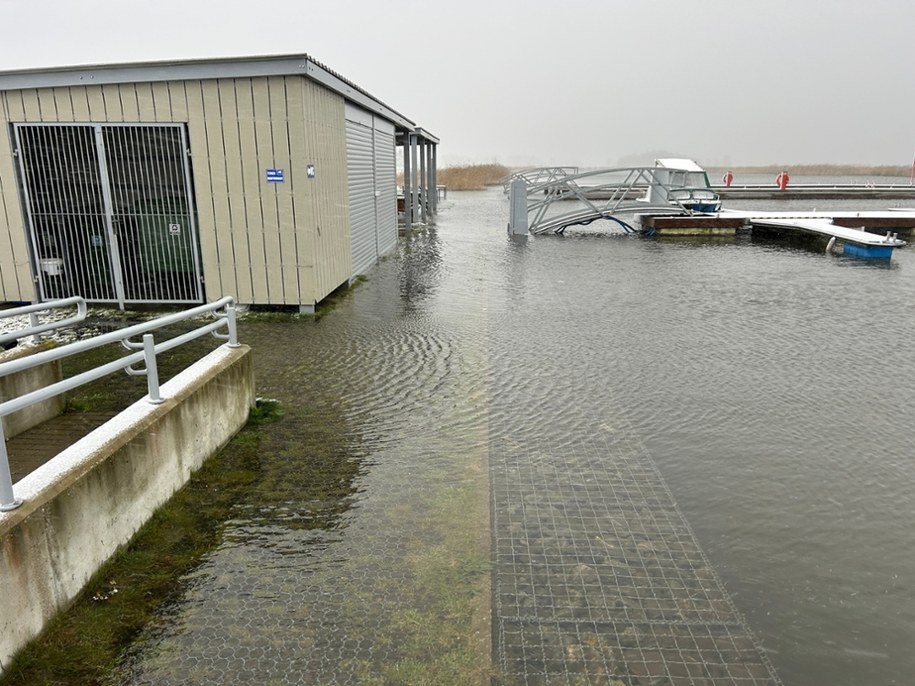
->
[35, 89, 58, 122]
[305, 82, 326, 301]
[85, 86, 107, 121]
[263, 76, 293, 303]
[151, 82, 172, 122]
[4, 91, 26, 121]
[305, 80, 349, 302]
[119, 84, 140, 121]
[185, 81, 227, 302]
[22, 91, 41, 120]
[272, 76, 298, 304]
[236, 79, 265, 302]
[250, 78, 275, 303]
[53, 87, 75, 121]
[205, 79, 248, 302]
[0, 98, 33, 300]
[135, 83, 156, 120]
[285, 77, 310, 303]
[168, 82, 188, 121]
[69, 87, 91, 120]
[102, 84, 123, 121]
[299, 81, 319, 304]
[215, 79, 251, 303]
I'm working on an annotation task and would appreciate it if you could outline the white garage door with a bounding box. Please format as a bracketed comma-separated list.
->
[345, 104, 397, 278]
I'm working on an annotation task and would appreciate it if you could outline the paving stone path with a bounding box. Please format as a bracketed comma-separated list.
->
[490, 429, 783, 685]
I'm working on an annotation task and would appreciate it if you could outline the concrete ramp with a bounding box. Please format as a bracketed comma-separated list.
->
[0, 344, 254, 676]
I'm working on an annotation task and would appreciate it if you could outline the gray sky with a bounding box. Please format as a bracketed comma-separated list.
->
[3, 0, 913, 168]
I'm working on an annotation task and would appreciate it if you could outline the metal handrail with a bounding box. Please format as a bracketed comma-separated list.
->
[502, 166, 580, 193]
[0, 296, 240, 511]
[0, 297, 88, 347]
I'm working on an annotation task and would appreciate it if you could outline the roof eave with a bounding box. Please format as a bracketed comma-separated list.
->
[0, 53, 419, 132]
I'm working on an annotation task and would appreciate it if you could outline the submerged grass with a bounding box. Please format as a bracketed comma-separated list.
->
[0, 337, 280, 685]
[0, 406, 279, 686]
[340, 476, 493, 686]
[4, 304, 494, 684]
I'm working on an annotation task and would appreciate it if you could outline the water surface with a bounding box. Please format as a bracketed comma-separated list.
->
[120, 186, 915, 685]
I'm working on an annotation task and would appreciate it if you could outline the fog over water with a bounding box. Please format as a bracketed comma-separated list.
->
[3, 0, 914, 167]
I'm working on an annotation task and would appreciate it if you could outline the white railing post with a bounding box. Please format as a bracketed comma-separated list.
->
[226, 304, 240, 348]
[0, 424, 22, 511]
[29, 312, 40, 345]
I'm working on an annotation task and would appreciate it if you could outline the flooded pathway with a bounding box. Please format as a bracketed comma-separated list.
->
[491, 429, 779, 683]
[29, 187, 913, 685]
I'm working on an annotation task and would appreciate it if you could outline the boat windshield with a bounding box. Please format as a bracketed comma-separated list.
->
[667, 170, 711, 189]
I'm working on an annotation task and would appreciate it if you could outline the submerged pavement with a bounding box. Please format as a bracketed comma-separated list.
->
[491, 428, 781, 684]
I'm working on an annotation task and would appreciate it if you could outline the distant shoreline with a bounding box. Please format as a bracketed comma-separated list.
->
[426, 163, 913, 192]
[706, 164, 911, 177]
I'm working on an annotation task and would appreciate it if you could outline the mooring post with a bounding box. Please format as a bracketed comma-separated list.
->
[508, 178, 529, 235]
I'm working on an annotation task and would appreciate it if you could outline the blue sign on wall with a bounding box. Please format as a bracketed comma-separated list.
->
[266, 169, 285, 183]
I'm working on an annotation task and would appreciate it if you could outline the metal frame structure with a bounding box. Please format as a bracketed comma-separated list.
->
[509, 167, 715, 235]
[0, 296, 239, 511]
[400, 127, 439, 226]
[501, 166, 579, 194]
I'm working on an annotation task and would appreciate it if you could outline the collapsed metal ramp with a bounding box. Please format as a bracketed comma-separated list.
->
[502, 166, 580, 193]
[508, 167, 716, 235]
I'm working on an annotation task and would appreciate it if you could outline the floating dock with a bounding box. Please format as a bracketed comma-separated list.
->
[639, 210, 915, 257]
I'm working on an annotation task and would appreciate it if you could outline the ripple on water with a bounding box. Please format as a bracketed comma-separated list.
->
[116, 189, 915, 686]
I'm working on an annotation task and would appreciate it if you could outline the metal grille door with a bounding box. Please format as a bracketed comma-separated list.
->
[14, 123, 203, 306]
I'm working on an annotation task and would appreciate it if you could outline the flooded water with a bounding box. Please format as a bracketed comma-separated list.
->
[117, 186, 915, 685]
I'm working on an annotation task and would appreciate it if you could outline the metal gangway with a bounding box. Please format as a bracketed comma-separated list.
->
[507, 167, 716, 235]
[501, 166, 579, 194]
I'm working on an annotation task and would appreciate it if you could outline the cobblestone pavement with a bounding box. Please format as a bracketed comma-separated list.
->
[490, 428, 783, 685]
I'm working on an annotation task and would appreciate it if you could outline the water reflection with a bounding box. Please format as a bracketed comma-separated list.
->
[116, 187, 915, 685]
[399, 224, 445, 308]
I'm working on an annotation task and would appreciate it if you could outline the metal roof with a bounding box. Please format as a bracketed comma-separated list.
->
[0, 53, 435, 138]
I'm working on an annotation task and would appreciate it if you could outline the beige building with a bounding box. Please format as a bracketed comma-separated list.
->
[0, 54, 438, 312]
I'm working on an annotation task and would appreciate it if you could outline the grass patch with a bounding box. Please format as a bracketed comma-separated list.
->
[376, 480, 493, 685]
[248, 397, 284, 425]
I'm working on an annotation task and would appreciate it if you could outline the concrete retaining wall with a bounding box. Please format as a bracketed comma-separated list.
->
[0, 343, 65, 439]
[0, 344, 254, 674]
